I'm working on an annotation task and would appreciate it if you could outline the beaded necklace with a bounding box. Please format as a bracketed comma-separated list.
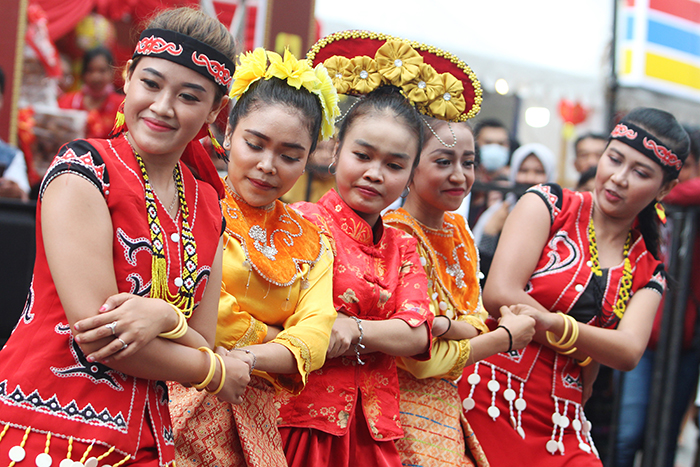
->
[587, 217, 633, 319]
[129, 137, 198, 317]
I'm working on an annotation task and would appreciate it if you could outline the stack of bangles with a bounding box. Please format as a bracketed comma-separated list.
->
[545, 312, 592, 367]
[158, 304, 188, 339]
[192, 347, 226, 395]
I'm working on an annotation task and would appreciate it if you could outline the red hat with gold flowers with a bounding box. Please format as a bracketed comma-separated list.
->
[307, 31, 482, 122]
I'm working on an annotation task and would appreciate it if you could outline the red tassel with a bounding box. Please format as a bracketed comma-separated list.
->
[108, 100, 126, 138]
[655, 202, 667, 224]
[209, 126, 229, 162]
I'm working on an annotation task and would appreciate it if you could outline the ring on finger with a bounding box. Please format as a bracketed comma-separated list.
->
[117, 338, 128, 351]
[105, 321, 118, 336]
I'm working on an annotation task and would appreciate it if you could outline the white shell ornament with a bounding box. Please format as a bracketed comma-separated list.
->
[35, 452, 53, 467]
[462, 397, 475, 411]
[9, 446, 26, 462]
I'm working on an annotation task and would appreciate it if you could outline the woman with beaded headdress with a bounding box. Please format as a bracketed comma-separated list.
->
[458, 107, 688, 466]
[0, 7, 252, 466]
[273, 31, 447, 467]
[376, 38, 537, 467]
[168, 48, 341, 466]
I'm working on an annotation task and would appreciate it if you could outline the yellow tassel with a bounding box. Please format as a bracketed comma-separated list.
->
[655, 201, 666, 224]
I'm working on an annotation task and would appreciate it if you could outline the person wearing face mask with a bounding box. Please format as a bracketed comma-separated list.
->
[463, 119, 513, 226]
[472, 143, 557, 282]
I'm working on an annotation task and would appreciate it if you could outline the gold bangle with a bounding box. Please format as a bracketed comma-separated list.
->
[159, 304, 188, 339]
[546, 312, 571, 348]
[192, 347, 217, 390]
[561, 314, 580, 349]
[577, 356, 592, 367]
[559, 346, 579, 355]
[207, 353, 226, 395]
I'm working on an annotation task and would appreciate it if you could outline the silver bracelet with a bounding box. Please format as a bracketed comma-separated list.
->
[232, 348, 256, 375]
[350, 316, 365, 365]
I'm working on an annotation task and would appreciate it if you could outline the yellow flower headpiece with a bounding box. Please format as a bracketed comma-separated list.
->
[307, 31, 482, 122]
[229, 48, 340, 141]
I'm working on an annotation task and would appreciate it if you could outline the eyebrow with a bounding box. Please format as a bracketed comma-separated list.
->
[431, 148, 476, 157]
[245, 129, 307, 151]
[356, 139, 410, 160]
[142, 67, 207, 93]
[610, 147, 656, 170]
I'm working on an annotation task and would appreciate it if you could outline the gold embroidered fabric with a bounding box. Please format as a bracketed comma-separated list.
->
[223, 182, 324, 286]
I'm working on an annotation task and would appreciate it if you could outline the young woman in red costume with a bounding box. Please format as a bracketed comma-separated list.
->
[382, 53, 536, 463]
[275, 32, 434, 467]
[0, 8, 250, 466]
[58, 47, 124, 139]
[169, 47, 340, 467]
[458, 107, 689, 467]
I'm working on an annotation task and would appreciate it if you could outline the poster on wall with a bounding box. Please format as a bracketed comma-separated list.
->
[616, 0, 700, 101]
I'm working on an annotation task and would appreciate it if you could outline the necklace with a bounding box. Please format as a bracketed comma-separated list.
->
[587, 217, 632, 319]
[127, 135, 198, 317]
[167, 184, 178, 216]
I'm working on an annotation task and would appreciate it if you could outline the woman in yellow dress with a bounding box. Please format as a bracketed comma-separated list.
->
[169, 48, 340, 467]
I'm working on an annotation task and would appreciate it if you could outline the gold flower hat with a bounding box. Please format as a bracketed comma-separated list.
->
[307, 31, 482, 122]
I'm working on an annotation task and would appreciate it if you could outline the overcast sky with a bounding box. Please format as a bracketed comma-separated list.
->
[315, 0, 614, 78]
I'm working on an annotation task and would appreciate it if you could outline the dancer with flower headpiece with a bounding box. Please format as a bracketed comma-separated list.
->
[458, 107, 688, 467]
[372, 37, 537, 467]
[168, 47, 340, 467]
[274, 32, 447, 467]
[0, 7, 251, 466]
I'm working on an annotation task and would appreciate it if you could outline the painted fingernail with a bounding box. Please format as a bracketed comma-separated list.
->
[74, 336, 81, 343]
[86, 356, 95, 362]
[74, 324, 80, 331]
[99, 305, 107, 312]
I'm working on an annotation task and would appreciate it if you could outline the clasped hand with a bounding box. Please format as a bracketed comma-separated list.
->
[326, 313, 361, 359]
[497, 304, 537, 350]
[73, 293, 174, 362]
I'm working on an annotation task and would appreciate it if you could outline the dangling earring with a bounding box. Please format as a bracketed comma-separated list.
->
[401, 186, 410, 199]
[328, 160, 337, 176]
[108, 99, 127, 138]
[655, 201, 667, 224]
[207, 125, 229, 163]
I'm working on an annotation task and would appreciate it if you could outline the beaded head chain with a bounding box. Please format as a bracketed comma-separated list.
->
[610, 121, 685, 177]
[229, 48, 340, 141]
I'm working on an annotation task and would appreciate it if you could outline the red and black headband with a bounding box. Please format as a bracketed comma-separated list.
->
[133, 29, 235, 93]
[610, 121, 684, 175]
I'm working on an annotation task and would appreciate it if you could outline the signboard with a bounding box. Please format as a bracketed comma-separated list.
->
[206, 0, 315, 55]
[617, 0, 700, 101]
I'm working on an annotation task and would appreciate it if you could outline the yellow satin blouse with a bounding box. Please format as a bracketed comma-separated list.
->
[216, 183, 336, 394]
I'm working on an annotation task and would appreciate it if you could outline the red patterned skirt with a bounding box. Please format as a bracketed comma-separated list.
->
[457, 347, 602, 467]
[278, 394, 402, 467]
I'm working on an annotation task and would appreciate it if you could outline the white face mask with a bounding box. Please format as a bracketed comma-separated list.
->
[479, 144, 510, 172]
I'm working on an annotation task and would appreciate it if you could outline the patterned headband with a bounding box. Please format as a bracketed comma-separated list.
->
[610, 121, 684, 175]
[133, 28, 235, 93]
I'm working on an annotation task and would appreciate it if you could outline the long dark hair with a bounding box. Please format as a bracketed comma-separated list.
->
[337, 85, 424, 169]
[227, 77, 323, 154]
[621, 107, 690, 259]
